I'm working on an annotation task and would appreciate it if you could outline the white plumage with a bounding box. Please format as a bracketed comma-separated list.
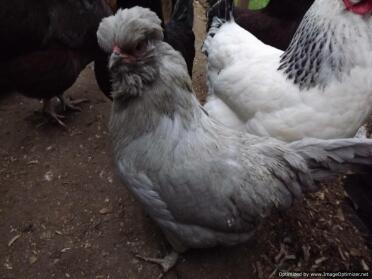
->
[204, 0, 372, 142]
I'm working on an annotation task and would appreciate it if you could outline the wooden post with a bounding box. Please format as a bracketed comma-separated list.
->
[235, 0, 249, 8]
[162, 0, 173, 23]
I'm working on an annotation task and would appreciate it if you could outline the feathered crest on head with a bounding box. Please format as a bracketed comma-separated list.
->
[97, 6, 163, 53]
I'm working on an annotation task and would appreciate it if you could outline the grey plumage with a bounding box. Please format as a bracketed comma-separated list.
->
[98, 5, 372, 255]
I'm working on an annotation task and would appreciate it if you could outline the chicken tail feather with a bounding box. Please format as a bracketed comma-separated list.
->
[170, 0, 194, 30]
[289, 138, 372, 182]
[207, 0, 234, 30]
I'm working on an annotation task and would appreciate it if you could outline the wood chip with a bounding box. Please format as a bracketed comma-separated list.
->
[8, 234, 21, 247]
[275, 243, 287, 263]
[270, 255, 296, 278]
[302, 245, 311, 263]
[61, 248, 71, 253]
[40, 231, 52, 240]
[361, 259, 370, 271]
[350, 248, 361, 257]
[336, 208, 345, 222]
[99, 207, 112, 215]
[315, 256, 328, 265]
[338, 247, 347, 261]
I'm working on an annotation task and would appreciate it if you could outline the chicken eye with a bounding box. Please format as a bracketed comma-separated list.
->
[135, 41, 147, 53]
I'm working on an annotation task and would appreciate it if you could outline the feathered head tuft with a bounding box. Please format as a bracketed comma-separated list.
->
[97, 6, 163, 54]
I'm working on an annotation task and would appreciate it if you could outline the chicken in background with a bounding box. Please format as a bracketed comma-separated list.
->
[100, 0, 174, 18]
[105, 0, 118, 10]
[98, 5, 372, 276]
[162, 0, 176, 23]
[208, 0, 314, 50]
[0, 0, 112, 127]
[117, 0, 164, 17]
[94, 0, 195, 99]
[204, 0, 372, 238]
[204, 0, 372, 141]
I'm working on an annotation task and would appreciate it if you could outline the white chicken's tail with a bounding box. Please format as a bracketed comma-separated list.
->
[289, 138, 372, 182]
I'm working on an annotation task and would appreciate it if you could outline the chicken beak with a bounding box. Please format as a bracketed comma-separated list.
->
[109, 52, 122, 69]
[109, 46, 137, 68]
[113, 45, 121, 55]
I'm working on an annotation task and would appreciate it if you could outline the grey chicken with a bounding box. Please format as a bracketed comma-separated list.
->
[97, 4, 372, 275]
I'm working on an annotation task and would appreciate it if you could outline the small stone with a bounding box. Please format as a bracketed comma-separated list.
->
[44, 171, 54, 182]
[46, 145, 54, 151]
[316, 192, 325, 200]
[29, 255, 38, 265]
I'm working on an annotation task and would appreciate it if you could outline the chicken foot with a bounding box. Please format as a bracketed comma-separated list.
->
[136, 250, 179, 279]
[58, 95, 89, 112]
[41, 98, 67, 128]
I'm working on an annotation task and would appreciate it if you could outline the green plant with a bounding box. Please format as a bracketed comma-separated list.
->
[248, 0, 270, 9]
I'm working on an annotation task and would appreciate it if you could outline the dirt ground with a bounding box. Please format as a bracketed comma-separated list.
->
[1, 1, 371, 279]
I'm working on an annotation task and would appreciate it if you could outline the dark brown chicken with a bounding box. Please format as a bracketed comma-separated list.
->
[208, 0, 314, 50]
[118, 0, 164, 18]
[0, 0, 112, 126]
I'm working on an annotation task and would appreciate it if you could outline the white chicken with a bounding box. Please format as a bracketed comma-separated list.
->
[203, 0, 372, 142]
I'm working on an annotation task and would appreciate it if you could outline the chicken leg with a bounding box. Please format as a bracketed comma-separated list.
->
[40, 95, 88, 127]
[58, 95, 89, 112]
[42, 98, 67, 128]
[136, 251, 179, 279]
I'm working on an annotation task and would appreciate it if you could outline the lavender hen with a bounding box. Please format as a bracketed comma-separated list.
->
[98, 4, 372, 276]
